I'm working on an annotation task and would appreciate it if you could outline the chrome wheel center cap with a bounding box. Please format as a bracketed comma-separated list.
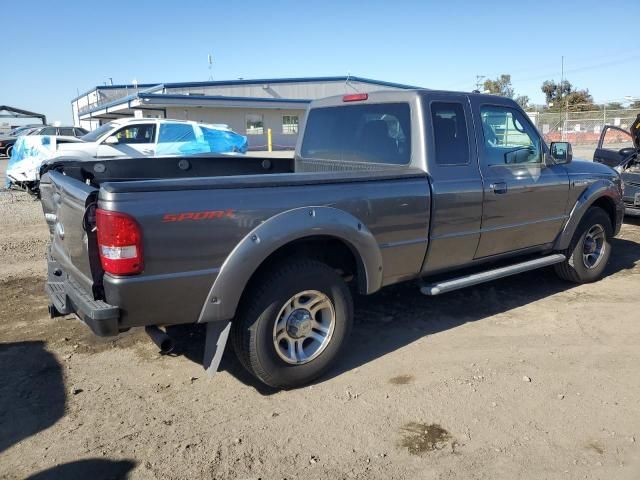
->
[286, 309, 313, 338]
[584, 238, 596, 254]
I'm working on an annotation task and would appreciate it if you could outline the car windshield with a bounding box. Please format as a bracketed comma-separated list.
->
[80, 122, 116, 142]
[10, 126, 34, 135]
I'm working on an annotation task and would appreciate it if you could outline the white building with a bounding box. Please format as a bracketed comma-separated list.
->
[71, 76, 418, 150]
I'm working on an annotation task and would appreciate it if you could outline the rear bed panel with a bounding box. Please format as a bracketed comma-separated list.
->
[98, 173, 430, 329]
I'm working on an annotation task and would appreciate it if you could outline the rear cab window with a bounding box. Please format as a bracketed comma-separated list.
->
[301, 103, 411, 165]
[430, 102, 470, 165]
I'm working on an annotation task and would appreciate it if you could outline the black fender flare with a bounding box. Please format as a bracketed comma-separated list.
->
[197, 206, 383, 324]
[554, 179, 623, 251]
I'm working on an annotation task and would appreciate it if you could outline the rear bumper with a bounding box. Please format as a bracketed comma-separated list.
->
[46, 255, 120, 337]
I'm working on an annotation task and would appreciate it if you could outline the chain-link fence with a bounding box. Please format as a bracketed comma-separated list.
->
[526, 106, 639, 159]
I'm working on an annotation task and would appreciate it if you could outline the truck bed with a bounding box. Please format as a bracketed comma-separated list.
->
[40, 156, 431, 334]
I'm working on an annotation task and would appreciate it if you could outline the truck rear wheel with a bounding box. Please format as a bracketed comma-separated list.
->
[554, 206, 612, 283]
[232, 258, 353, 389]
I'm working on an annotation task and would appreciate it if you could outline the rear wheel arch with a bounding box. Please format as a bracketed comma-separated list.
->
[198, 207, 383, 324]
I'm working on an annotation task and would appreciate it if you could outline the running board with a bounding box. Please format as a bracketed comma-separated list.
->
[420, 254, 566, 296]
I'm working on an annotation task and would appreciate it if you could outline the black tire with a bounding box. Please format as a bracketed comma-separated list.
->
[232, 258, 353, 389]
[554, 206, 612, 283]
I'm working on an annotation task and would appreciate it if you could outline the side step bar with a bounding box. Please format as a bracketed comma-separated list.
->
[420, 254, 566, 296]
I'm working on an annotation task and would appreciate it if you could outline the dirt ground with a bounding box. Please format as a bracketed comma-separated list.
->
[1, 157, 639, 479]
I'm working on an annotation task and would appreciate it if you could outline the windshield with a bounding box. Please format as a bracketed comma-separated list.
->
[10, 126, 34, 136]
[80, 122, 116, 142]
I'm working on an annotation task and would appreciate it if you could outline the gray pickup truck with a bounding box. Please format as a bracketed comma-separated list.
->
[40, 90, 624, 389]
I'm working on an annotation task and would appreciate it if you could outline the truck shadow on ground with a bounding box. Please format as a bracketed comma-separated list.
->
[0, 341, 136, 478]
[0, 341, 65, 454]
[170, 236, 640, 394]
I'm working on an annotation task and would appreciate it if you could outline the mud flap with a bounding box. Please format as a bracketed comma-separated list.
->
[203, 321, 231, 377]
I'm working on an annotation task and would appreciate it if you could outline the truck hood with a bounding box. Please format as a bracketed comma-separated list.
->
[49, 140, 97, 159]
[55, 139, 90, 150]
[564, 159, 618, 177]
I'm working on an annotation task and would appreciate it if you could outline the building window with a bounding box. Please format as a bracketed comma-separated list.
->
[246, 114, 264, 135]
[283, 115, 299, 134]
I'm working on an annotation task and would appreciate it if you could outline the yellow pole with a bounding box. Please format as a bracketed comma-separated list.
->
[267, 128, 272, 152]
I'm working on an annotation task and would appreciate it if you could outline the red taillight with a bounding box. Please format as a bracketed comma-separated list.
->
[343, 93, 368, 102]
[96, 209, 143, 275]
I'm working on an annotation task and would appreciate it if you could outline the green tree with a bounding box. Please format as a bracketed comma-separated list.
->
[541, 79, 593, 111]
[515, 95, 530, 109]
[630, 100, 640, 109]
[606, 102, 623, 110]
[541, 80, 572, 105]
[564, 90, 594, 111]
[483, 74, 514, 98]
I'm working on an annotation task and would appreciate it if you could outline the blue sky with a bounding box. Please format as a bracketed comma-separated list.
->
[2, 0, 639, 124]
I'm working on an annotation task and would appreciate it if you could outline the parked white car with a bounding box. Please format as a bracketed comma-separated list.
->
[53, 118, 248, 160]
[6, 119, 248, 194]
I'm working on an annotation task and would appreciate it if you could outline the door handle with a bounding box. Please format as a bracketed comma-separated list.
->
[490, 182, 508, 194]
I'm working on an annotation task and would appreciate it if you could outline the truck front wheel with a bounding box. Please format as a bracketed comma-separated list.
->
[232, 259, 353, 389]
[554, 206, 612, 283]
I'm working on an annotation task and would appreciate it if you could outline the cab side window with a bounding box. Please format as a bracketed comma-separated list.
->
[112, 124, 155, 144]
[157, 123, 196, 143]
[59, 127, 75, 136]
[431, 102, 470, 165]
[480, 106, 541, 165]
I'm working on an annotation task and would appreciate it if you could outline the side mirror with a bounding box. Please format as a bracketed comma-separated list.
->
[550, 142, 572, 164]
[104, 135, 119, 145]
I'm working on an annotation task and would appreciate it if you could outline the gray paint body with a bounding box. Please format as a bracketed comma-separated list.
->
[41, 89, 624, 336]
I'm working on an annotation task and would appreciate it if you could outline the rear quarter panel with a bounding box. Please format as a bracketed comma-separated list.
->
[99, 176, 430, 328]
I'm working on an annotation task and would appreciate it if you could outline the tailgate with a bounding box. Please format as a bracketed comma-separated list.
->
[40, 171, 101, 294]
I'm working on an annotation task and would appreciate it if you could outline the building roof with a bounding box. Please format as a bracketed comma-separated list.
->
[72, 75, 420, 103]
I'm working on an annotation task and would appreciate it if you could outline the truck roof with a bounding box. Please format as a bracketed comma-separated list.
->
[309, 88, 513, 108]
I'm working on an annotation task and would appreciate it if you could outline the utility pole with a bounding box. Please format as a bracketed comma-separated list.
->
[475, 75, 485, 91]
[560, 56, 567, 141]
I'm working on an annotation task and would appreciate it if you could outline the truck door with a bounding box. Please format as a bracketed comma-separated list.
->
[471, 100, 570, 258]
[96, 123, 156, 159]
[593, 124, 637, 167]
[420, 94, 484, 274]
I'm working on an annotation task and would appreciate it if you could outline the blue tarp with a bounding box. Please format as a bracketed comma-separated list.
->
[154, 124, 248, 156]
[5, 135, 55, 188]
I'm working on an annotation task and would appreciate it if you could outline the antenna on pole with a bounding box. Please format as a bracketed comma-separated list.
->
[208, 54, 213, 81]
[345, 72, 359, 92]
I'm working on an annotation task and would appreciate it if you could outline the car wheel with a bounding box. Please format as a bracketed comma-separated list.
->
[6, 145, 12, 157]
[554, 206, 612, 283]
[232, 258, 353, 389]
